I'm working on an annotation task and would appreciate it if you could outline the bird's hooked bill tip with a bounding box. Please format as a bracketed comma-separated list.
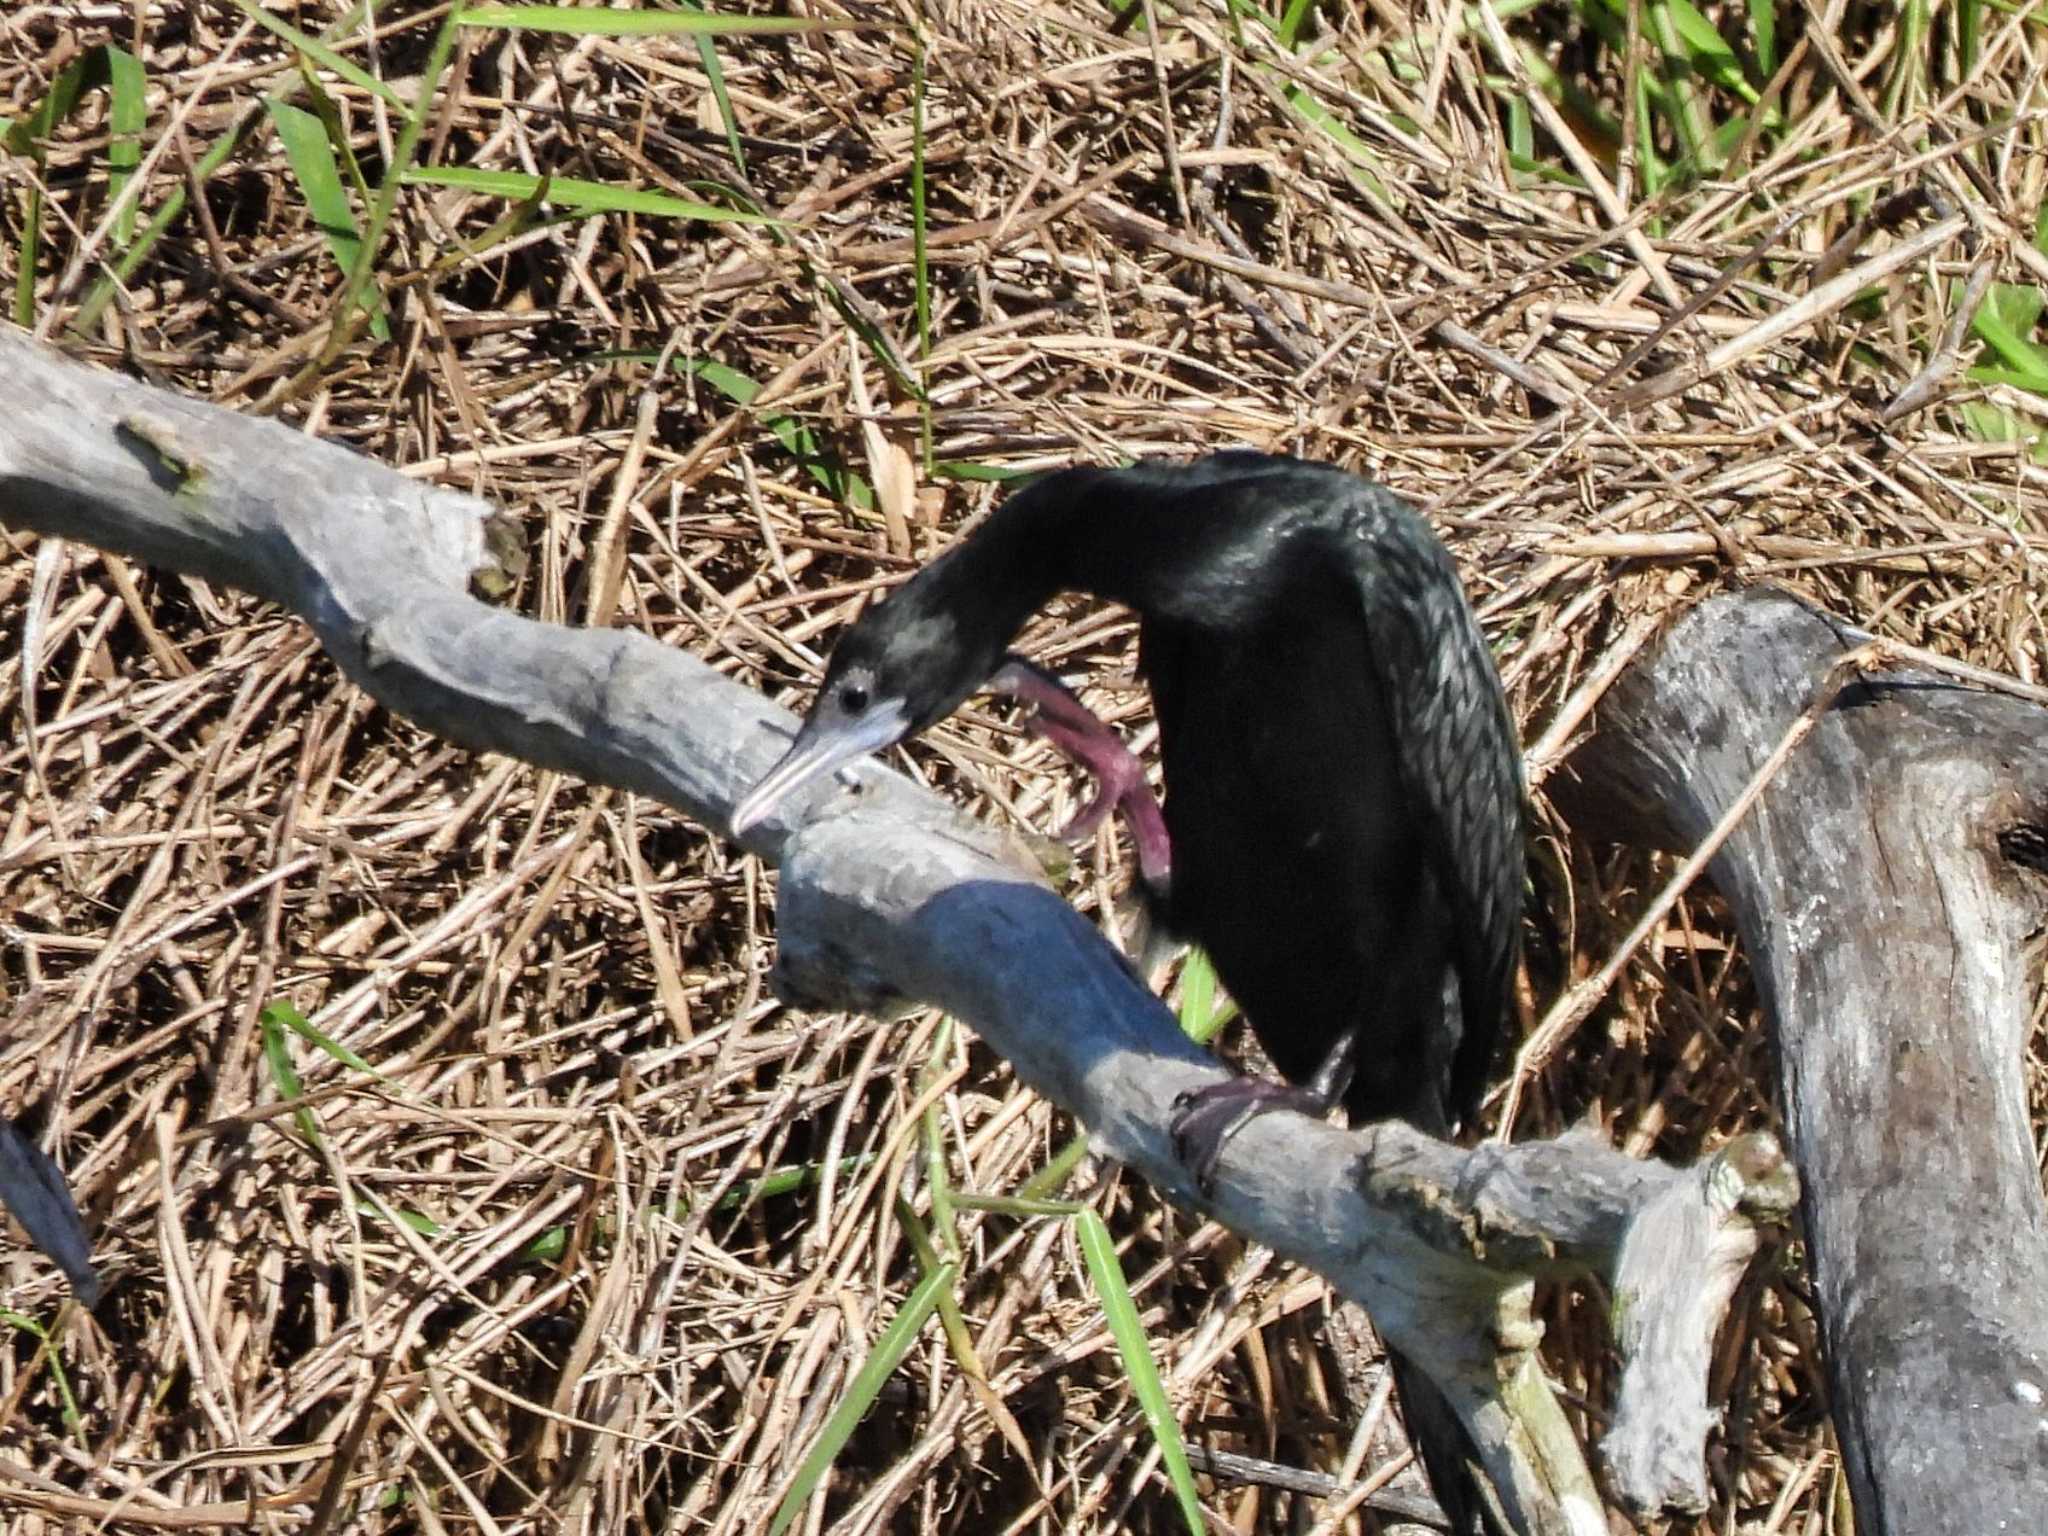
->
[729, 745, 815, 835]
[728, 701, 912, 837]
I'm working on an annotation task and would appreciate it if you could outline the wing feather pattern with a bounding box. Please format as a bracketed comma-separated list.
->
[1339, 483, 1525, 1125]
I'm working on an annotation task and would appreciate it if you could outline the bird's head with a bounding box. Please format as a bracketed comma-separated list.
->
[730, 581, 1001, 835]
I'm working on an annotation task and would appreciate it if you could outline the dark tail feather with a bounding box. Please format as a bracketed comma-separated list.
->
[1389, 1349, 1512, 1535]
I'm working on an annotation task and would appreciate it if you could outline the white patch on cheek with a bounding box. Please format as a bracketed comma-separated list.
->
[890, 611, 958, 657]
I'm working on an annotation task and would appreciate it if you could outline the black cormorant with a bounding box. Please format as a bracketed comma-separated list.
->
[737, 450, 1523, 1531]
[733, 451, 1526, 1533]
[734, 451, 1523, 1154]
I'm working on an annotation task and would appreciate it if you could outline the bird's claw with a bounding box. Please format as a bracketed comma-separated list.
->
[1169, 1077, 1331, 1194]
[991, 657, 1174, 895]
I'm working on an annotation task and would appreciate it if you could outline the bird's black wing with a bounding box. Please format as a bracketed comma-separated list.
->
[1338, 485, 1525, 1126]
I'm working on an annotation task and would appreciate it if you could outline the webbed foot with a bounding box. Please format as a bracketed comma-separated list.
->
[990, 655, 1172, 901]
[1169, 1078, 1335, 1192]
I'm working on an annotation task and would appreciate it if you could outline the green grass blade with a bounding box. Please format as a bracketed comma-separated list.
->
[360, 1201, 444, 1237]
[1507, 153, 1592, 189]
[298, 66, 379, 211]
[1015, 1136, 1091, 1202]
[104, 46, 146, 247]
[258, 1010, 323, 1146]
[266, 96, 390, 341]
[920, 1016, 961, 1258]
[711, 1154, 876, 1213]
[259, 999, 380, 1077]
[1512, 40, 1623, 160]
[581, 347, 875, 508]
[1958, 400, 2048, 463]
[769, 1259, 957, 1536]
[821, 281, 927, 401]
[671, 355, 875, 509]
[1664, 0, 1757, 100]
[458, 5, 871, 37]
[1979, 281, 2044, 336]
[400, 164, 778, 223]
[11, 54, 95, 327]
[2, 54, 92, 158]
[681, 176, 770, 219]
[427, 177, 559, 267]
[1274, 77, 1393, 202]
[931, 459, 1031, 482]
[1644, 0, 1718, 172]
[955, 1190, 1082, 1218]
[223, 0, 415, 115]
[897, 1202, 981, 1380]
[75, 104, 262, 336]
[896, 1197, 1036, 1458]
[357, 1198, 571, 1261]
[1748, 0, 1778, 74]
[1178, 946, 1239, 1044]
[1075, 1208, 1204, 1534]
[1631, 68, 1669, 198]
[1703, 110, 1756, 168]
[1970, 284, 2048, 392]
[677, 0, 750, 175]
[314, 7, 463, 369]
[1967, 361, 2048, 395]
[1878, 0, 1928, 119]
[15, 184, 43, 327]
[0, 1307, 85, 1428]
[1506, 93, 1533, 172]
[1276, 0, 1319, 47]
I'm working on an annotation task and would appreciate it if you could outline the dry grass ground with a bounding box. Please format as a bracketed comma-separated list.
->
[2, 0, 2046, 1531]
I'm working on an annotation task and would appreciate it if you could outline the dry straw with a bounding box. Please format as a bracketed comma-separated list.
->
[2, 0, 2044, 1530]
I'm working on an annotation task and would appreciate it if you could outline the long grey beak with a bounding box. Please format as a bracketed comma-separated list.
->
[730, 700, 911, 836]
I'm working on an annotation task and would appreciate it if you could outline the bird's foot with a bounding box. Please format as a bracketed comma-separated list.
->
[989, 656, 1172, 901]
[1169, 1078, 1335, 1192]
[1051, 755, 1172, 907]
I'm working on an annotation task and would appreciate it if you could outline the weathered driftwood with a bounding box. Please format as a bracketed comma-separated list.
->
[1563, 588, 2048, 1534]
[0, 327, 1794, 1534]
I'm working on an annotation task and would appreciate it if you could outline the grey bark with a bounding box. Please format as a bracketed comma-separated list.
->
[1563, 588, 2048, 1533]
[0, 326, 1794, 1533]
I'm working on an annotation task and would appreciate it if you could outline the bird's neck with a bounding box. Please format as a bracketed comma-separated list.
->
[953, 465, 1213, 625]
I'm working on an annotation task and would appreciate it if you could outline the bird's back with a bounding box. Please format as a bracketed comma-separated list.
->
[1144, 573, 1462, 1128]
[1107, 455, 1519, 1130]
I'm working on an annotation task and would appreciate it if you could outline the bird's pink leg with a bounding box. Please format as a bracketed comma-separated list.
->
[990, 657, 1171, 898]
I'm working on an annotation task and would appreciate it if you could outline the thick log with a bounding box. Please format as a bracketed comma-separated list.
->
[1564, 588, 2048, 1533]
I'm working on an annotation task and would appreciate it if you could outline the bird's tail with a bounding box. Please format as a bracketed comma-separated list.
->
[1388, 1349, 1513, 1536]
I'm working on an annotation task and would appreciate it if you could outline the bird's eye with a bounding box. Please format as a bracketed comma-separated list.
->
[839, 683, 870, 713]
